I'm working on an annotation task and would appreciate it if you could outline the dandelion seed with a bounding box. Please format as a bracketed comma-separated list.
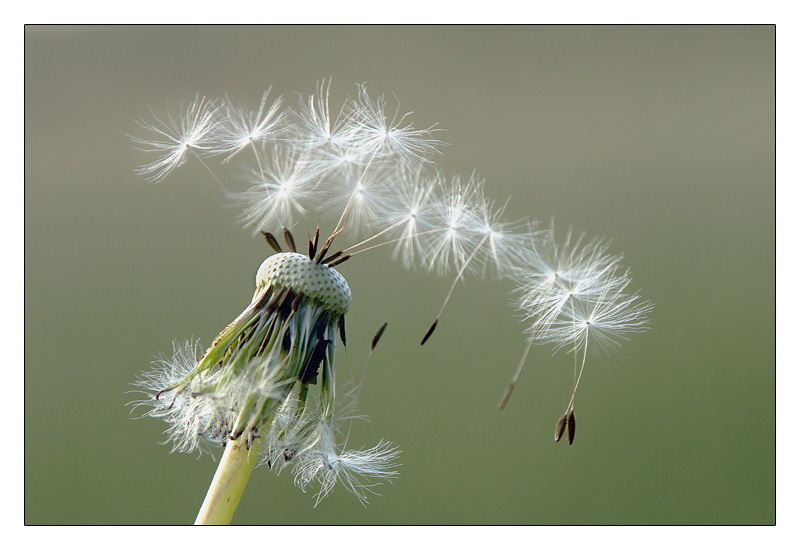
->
[421, 173, 484, 275]
[372, 166, 440, 269]
[288, 79, 361, 167]
[418, 175, 541, 345]
[213, 90, 288, 162]
[235, 147, 321, 231]
[500, 228, 632, 408]
[130, 95, 219, 182]
[344, 83, 444, 166]
[324, 163, 394, 238]
[293, 429, 401, 507]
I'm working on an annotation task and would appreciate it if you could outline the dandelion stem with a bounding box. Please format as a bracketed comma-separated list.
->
[563, 341, 589, 416]
[249, 141, 265, 181]
[189, 148, 228, 191]
[341, 218, 406, 254]
[498, 327, 536, 410]
[194, 437, 264, 525]
[329, 146, 383, 239]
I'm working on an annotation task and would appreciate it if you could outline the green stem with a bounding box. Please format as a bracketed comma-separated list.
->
[194, 437, 263, 525]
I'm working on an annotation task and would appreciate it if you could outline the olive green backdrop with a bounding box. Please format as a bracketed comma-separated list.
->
[25, 25, 775, 525]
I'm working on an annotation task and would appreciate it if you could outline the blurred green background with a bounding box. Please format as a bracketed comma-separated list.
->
[25, 25, 774, 525]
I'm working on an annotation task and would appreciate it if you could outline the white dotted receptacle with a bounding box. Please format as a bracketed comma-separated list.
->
[256, 253, 351, 315]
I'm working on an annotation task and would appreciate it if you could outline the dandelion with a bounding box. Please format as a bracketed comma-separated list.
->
[129, 80, 651, 523]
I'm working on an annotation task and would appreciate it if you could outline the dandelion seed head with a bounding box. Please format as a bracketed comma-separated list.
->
[130, 81, 652, 503]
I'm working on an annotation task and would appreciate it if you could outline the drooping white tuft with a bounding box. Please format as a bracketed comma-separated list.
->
[256, 252, 352, 315]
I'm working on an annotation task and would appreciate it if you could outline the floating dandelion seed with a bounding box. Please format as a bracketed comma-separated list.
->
[129, 81, 651, 523]
[501, 226, 653, 444]
[129, 94, 220, 183]
[214, 89, 288, 162]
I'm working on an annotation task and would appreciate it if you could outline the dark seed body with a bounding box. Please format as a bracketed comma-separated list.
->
[282, 227, 297, 252]
[567, 411, 576, 445]
[328, 254, 351, 268]
[372, 322, 388, 350]
[554, 415, 567, 442]
[323, 250, 343, 265]
[338, 315, 347, 346]
[261, 231, 282, 253]
[420, 320, 437, 345]
[316, 235, 335, 263]
[308, 227, 319, 260]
